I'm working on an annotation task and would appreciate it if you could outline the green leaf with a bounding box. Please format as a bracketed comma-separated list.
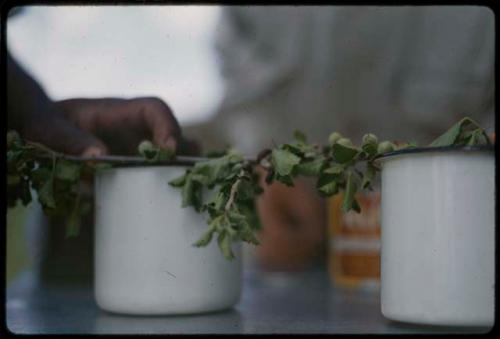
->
[236, 219, 260, 245]
[323, 164, 344, 175]
[239, 231, 260, 245]
[192, 155, 233, 184]
[271, 149, 301, 176]
[193, 224, 217, 247]
[206, 214, 226, 231]
[281, 143, 305, 156]
[181, 177, 202, 210]
[466, 129, 489, 146]
[318, 180, 338, 196]
[342, 171, 359, 213]
[331, 143, 360, 164]
[217, 231, 235, 260]
[168, 173, 187, 187]
[362, 143, 378, 157]
[38, 177, 56, 209]
[213, 192, 227, 210]
[190, 173, 213, 185]
[227, 210, 246, 222]
[236, 179, 256, 201]
[429, 117, 480, 147]
[55, 160, 81, 182]
[295, 157, 325, 177]
[316, 174, 339, 196]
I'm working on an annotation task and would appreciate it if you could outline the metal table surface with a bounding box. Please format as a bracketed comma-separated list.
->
[6, 267, 491, 334]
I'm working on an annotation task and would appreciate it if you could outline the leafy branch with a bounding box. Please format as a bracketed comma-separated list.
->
[7, 131, 93, 238]
[167, 117, 491, 259]
[6, 116, 492, 260]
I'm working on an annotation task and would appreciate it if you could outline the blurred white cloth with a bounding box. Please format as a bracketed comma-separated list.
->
[212, 6, 494, 154]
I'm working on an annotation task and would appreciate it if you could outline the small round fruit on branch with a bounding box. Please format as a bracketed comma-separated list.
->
[377, 141, 395, 154]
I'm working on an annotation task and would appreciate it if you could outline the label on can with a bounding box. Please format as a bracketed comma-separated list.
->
[327, 191, 381, 290]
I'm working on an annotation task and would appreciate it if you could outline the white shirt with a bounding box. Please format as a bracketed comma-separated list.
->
[212, 6, 494, 154]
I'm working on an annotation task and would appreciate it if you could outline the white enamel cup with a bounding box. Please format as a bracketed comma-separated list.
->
[94, 165, 242, 315]
[378, 146, 495, 327]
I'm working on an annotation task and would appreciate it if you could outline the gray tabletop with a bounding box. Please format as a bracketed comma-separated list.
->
[6, 267, 491, 334]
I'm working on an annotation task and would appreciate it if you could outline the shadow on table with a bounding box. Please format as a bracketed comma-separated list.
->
[92, 308, 243, 334]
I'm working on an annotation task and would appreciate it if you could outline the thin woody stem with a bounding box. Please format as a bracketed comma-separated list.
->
[225, 169, 246, 212]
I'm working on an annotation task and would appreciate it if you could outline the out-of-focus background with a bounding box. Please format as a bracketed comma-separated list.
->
[7, 5, 224, 283]
[7, 6, 224, 125]
[6, 5, 494, 286]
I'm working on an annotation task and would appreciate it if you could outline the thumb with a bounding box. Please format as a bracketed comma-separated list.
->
[24, 115, 108, 156]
